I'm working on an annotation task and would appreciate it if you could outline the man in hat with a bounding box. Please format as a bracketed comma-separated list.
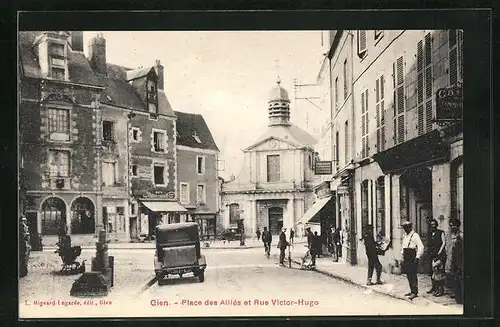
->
[401, 220, 425, 300]
[362, 224, 383, 285]
[278, 227, 289, 266]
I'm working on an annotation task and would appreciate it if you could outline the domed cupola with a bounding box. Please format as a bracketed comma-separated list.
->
[267, 78, 291, 126]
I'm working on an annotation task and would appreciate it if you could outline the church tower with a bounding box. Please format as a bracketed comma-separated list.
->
[267, 78, 291, 126]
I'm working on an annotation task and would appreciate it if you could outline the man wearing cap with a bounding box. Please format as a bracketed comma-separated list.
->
[278, 228, 289, 266]
[401, 220, 425, 300]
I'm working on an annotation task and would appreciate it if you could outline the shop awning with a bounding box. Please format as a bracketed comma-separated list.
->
[296, 196, 332, 225]
[372, 130, 449, 174]
[141, 201, 187, 213]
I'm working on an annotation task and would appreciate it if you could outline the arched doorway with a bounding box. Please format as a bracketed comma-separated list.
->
[41, 197, 66, 235]
[70, 197, 95, 234]
[268, 207, 283, 234]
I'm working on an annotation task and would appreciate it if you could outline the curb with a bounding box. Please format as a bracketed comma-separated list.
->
[291, 258, 440, 308]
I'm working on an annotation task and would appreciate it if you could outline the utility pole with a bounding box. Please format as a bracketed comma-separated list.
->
[293, 79, 322, 131]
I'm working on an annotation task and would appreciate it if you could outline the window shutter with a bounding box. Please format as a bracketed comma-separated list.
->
[417, 40, 423, 72]
[365, 90, 369, 133]
[449, 29, 457, 47]
[397, 86, 404, 114]
[376, 103, 380, 128]
[425, 66, 432, 99]
[376, 129, 381, 151]
[397, 115, 405, 144]
[424, 33, 432, 66]
[458, 30, 463, 80]
[396, 56, 404, 85]
[381, 100, 385, 124]
[380, 75, 385, 100]
[417, 72, 424, 103]
[381, 125, 386, 151]
[361, 91, 365, 114]
[449, 47, 458, 85]
[376, 78, 380, 103]
[425, 100, 433, 132]
[418, 104, 424, 136]
[358, 30, 367, 55]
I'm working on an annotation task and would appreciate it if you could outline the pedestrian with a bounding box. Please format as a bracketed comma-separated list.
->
[326, 226, 334, 253]
[256, 227, 261, 242]
[332, 227, 342, 262]
[310, 231, 321, 267]
[306, 227, 313, 249]
[289, 229, 295, 245]
[425, 218, 446, 295]
[362, 224, 384, 285]
[448, 217, 463, 304]
[278, 228, 288, 266]
[400, 220, 425, 300]
[261, 226, 272, 258]
[431, 256, 446, 297]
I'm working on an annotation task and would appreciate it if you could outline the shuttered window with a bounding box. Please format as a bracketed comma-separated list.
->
[393, 55, 405, 144]
[358, 30, 367, 56]
[267, 155, 280, 182]
[375, 75, 386, 152]
[417, 33, 434, 136]
[361, 89, 369, 158]
[449, 29, 463, 86]
[344, 121, 349, 165]
[343, 59, 348, 100]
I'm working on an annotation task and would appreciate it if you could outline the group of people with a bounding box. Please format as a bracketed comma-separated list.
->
[257, 226, 295, 266]
[362, 218, 463, 303]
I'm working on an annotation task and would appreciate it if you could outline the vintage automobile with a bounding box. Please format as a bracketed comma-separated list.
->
[154, 222, 207, 285]
[219, 226, 242, 242]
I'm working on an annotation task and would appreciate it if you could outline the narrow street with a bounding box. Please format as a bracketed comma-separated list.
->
[20, 246, 460, 318]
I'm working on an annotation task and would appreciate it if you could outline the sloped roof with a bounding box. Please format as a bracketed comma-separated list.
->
[174, 111, 219, 151]
[244, 123, 317, 151]
[18, 31, 102, 86]
[97, 73, 145, 110]
[158, 90, 175, 117]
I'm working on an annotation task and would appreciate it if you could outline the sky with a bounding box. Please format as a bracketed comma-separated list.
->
[83, 31, 328, 179]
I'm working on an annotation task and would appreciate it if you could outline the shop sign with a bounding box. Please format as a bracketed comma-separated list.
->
[436, 84, 463, 121]
[315, 161, 333, 175]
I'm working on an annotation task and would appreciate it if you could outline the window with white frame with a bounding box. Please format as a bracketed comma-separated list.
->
[266, 154, 280, 182]
[102, 120, 115, 142]
[197, 156, 205, 175]
[48, 108, 70, 141]
[197, 184, 206, 204]
[132, 128, 140, 142]
[192, 131, 202, 143]
[49, 150, 70, 177]
[153, 164, 165, 185]
[153, 130, 166, 152]
[357, 30, 367, 57]
[102, 161, 116, 186]
[180, 183, 190, 204]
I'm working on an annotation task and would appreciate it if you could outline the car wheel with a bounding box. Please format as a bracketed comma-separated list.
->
[198, 270, 205, 283]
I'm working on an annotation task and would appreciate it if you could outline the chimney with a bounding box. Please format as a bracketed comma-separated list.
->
[69, 31, 84, 52]
[154, 59, 164, 90]
[88, 33, 107, 75]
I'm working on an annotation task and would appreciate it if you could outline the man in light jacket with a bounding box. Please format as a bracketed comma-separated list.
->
[401, 220, 425, 300]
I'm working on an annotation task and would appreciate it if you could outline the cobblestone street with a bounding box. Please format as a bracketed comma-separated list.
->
[20, 246, 461, 318]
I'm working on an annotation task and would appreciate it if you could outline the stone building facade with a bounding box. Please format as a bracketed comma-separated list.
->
[221, 80, 318, 237]
[19, 31, 183, 243]
[315, 30, 463, 272]
[174, 111, 220, 239]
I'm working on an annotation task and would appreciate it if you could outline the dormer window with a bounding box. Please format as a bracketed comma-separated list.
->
[147, 79, 158, 114]
[192, 131, 201, 144]
[48, 42, 67, 80]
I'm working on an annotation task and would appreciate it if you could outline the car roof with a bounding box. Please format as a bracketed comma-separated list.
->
[156, 222, 199, 232]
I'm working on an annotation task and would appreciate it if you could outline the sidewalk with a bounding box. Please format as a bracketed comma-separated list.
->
[42, 236, 306, 251]
[291, 245, 463, 311]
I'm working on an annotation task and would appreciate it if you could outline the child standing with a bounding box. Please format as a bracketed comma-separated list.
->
[431, 257, 446, 297]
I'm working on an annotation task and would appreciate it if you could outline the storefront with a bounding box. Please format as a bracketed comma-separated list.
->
[138, 200, 187, 238]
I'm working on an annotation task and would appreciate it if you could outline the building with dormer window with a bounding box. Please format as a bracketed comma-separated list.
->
[19, 31, 184, 244]
[221, 79, 319, 237]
